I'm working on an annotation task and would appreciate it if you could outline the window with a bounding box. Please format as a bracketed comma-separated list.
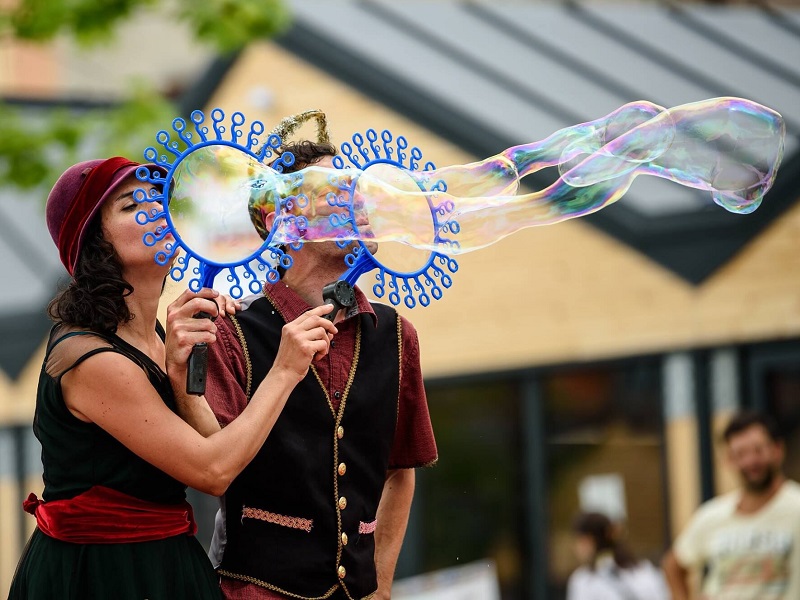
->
[408, 359, 667, 600]
[540, 359, 666, 597]
[409, 380, 525, 599]
[748, 341, 800, 481]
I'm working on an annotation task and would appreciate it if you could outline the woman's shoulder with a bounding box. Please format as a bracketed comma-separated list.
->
[45, 325, 118, 379]
[50, 323, 112, 343]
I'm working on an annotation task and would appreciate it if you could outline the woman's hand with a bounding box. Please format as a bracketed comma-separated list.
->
[272, 304, 338, 383]
[165, 288, 221, 383]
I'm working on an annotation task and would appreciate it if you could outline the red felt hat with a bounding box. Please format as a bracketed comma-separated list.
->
[45, 158, 165, 275]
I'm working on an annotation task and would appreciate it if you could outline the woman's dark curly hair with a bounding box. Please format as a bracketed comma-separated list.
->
[47, 215, 134, 333]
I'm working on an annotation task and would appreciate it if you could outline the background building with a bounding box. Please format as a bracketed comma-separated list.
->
[1, 1, 798, 598]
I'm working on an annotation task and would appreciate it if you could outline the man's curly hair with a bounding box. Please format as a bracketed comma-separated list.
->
[248, 140, 338, 241]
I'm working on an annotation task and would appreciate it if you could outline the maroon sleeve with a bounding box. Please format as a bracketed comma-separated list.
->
[388, 315, 438, 469]
[205, 316, 250, 426]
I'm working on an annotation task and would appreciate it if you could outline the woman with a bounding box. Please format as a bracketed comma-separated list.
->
[8, 157, 336, 599]
[566, 512, 668, 600]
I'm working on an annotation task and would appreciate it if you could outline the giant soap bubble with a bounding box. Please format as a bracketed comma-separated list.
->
[138, 97, 784, 302]
[245, 97, 784, 253]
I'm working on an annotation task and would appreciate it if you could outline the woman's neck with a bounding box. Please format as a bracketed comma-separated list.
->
[115, 273, 164, 356]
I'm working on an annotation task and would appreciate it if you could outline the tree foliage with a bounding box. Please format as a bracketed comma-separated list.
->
[0, 85, 177, 192]
[0, 0, 290, 192]
[180, 0, 290, 52]
[3, 0, 290, 50]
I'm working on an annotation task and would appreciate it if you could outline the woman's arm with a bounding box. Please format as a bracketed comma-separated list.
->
[173, 393, 221, 437]
[62, 303, 335, 496]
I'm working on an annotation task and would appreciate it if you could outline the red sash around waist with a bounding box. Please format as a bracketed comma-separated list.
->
[23, 485, 197, 544]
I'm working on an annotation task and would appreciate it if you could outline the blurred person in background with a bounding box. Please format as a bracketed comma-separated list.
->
[567, 512, 668, 600]
[663, 410, 800, 600]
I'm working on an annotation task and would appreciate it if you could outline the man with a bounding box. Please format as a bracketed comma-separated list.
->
[663, 411, 800, 600]
[204, 139, 438, 600]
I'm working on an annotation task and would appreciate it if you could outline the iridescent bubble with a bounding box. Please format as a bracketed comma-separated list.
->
[173, 97, 784, 263]
[169, 145, 273, 263]
[556, 98, 785, 215]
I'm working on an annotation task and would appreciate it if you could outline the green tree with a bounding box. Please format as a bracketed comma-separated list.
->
[0, 0, 290, 191]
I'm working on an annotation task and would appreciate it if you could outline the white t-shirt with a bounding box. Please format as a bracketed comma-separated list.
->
[674, 479, 800, 600]
[566, 555, 669, 600]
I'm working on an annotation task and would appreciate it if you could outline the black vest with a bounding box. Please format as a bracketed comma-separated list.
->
[218, 295, 401, 600]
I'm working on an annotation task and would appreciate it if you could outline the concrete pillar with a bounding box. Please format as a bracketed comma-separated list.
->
[663, 353, 700, 539]
[710, 348, 740, 495]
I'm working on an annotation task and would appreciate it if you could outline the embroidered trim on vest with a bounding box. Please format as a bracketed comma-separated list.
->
[229, 314, 253, 400]
[358, 520, 377, 535]
[242, 506, 313, 533]
[331, 319, 362, 575]
[217, 569, 339, 599]
[396, 313, 402, 420]
[307, 313, 364, 419]
[309, 363, 338, 419]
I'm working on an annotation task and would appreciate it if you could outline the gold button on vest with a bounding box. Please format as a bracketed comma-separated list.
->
[341, 532, 348, 546]
[337, 565, 346, 579]
[337, 426, 344, 439]
[338, 496, 347, 510]
[338, 462, 347, 476]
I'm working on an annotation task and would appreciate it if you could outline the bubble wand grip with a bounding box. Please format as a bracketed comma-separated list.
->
[177, 264, 222, 396]
[186, 311, 215, 396]
[321, 281, 356, 322]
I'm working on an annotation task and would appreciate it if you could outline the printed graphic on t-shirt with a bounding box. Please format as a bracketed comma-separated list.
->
[702, 529, 793, 600]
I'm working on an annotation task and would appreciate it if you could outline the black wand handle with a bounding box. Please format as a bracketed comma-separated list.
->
[321, 281, 356, 322]
[186, 311, 214, 395]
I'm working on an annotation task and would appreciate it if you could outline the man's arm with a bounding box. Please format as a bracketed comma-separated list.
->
[662, 549, 691, 600]
[196, 313, 251, 428]
[374, 468, 416, 600]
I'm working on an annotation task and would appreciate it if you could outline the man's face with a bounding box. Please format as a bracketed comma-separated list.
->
[301, 156, 378, 255]
[726, 424, 784, 492]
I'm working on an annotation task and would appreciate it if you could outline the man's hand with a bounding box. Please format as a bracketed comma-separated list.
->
[214, 293, 241, 318]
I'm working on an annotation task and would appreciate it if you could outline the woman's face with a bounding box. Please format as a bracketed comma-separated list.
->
[100, 175, 168, 274]
[573, 534, 596, 564]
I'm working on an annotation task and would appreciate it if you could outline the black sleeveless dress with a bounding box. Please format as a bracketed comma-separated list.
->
[8, 324, 221, 600]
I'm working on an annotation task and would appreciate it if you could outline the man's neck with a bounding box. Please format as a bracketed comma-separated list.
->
[738, 474, 786, 515]
[280, 261, 345, 308]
